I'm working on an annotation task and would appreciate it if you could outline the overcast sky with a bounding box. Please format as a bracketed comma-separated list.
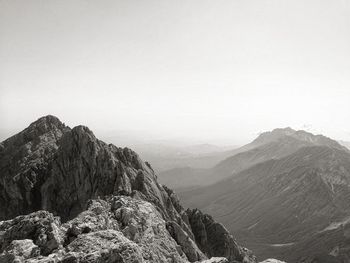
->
[1, 0, 350, 145]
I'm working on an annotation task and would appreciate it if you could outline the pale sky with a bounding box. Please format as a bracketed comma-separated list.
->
[1, 0, 350, 145]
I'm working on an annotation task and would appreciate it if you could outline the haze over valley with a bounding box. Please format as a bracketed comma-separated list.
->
[162, 127, 350, 261]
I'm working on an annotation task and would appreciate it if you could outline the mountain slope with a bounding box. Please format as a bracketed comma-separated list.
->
[180, 145, 350, 262]
[159, 128, 348, 190]
[0, 116, 256, 263]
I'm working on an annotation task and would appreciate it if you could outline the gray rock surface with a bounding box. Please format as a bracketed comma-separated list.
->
[0, 239, 40, 262]
[0, 210, 63, 255]
[0, 197, 232, 263]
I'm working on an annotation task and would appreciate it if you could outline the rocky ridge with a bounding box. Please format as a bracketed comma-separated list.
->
[0, 116, 256, 263]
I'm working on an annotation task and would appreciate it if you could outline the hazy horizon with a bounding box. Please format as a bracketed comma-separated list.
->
[0, 115, 348, 148]
[1, 0, 350, 145]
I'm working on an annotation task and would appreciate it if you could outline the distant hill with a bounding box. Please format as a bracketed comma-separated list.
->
[159, 127, 348, 190]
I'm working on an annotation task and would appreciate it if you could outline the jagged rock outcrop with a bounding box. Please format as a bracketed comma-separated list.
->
[187, 209, 256, 263]
[166, 221, 206, 261]
[0, 196, 243, 263]
[0, 116, 256, 263]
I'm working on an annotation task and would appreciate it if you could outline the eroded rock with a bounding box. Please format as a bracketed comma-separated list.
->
[66, 230, 144, 263]
[0, 210, 63, 255]
[0, 239, 40, 262]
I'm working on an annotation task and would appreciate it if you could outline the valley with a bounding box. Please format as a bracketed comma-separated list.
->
[159, 128, 350, 262]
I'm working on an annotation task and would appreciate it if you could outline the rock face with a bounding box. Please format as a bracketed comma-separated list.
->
[0, 116, 255, 263]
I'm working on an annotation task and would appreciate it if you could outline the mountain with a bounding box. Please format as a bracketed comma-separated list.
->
[180, 145, 350, 262]
[0, 116, 256, 263]
[159, 127, 348, 190]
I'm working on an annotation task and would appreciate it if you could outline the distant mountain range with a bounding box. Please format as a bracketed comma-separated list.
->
[102, 133, 238, 172]
[133, 143, 237, 172]
[159, 127, 348, 190]
[172, 128, 350, 262]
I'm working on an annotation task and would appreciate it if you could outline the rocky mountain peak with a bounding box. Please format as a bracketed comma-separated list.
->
[22, 115, 69, 141]
[0, 115, 69, 150]
[252, 127, 296, 146]
[0, 116, 256, 263]
[30, 115, 66, 130]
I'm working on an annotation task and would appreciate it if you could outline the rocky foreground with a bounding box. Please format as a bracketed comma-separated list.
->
[0, 116, 256, 263]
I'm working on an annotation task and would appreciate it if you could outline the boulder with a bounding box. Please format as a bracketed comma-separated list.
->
[0, 210, 63, 255]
